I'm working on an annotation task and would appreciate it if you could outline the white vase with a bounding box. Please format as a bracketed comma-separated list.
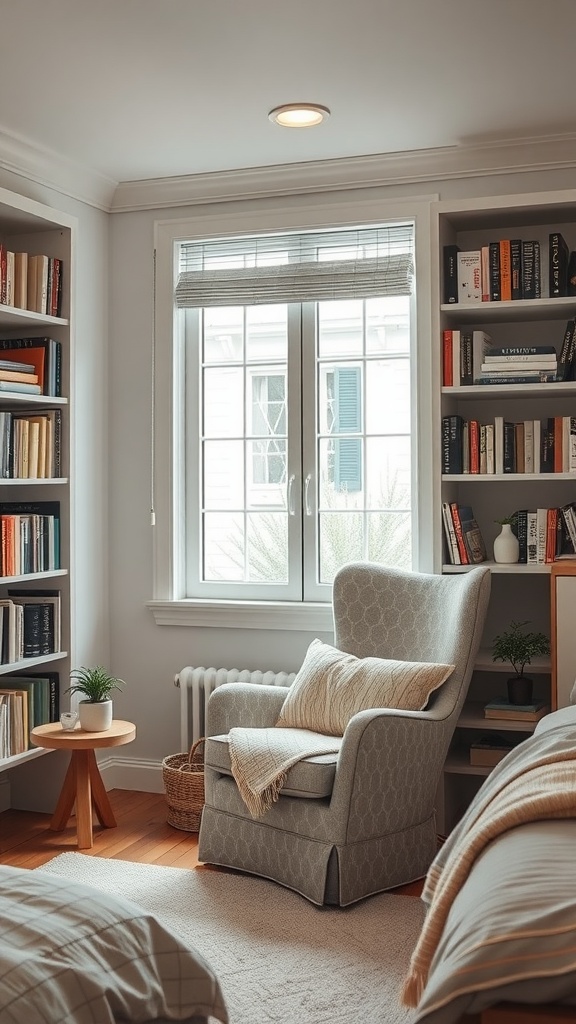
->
[78, 699, 113, 732]
[493, 523, 519, 564]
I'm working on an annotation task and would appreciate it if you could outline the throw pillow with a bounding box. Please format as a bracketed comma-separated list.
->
[276, 638, 455, 736]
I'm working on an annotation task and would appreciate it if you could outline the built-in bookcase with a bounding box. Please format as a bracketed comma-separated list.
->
[0, 186, 74, 771]
[433, 189, 576, 833]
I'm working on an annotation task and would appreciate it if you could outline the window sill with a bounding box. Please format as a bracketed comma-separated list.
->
[147, 599, 334, 632]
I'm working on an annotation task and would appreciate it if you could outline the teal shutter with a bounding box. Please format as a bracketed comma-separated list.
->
[334, 367, 362, 492]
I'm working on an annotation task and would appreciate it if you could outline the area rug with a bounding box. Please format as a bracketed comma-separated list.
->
[39, 853, 425, 1024]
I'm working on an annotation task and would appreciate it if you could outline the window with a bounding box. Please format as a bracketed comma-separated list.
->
[175, 224, 415, 603]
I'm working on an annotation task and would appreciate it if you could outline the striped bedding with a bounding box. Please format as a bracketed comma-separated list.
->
[0, 865, 228, 1024]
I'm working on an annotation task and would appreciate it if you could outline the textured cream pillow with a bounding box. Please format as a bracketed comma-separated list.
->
[276, 638, 455, 736]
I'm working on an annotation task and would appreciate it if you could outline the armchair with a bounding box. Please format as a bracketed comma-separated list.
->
[198, 563, 491, 906]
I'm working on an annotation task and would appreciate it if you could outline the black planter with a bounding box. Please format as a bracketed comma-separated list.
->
[507, 676, 533, 706]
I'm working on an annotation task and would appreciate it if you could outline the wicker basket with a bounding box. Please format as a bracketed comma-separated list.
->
[162, 737, 205, 831]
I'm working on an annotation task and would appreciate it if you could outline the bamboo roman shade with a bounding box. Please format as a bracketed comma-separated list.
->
[175, 224, 414, 308]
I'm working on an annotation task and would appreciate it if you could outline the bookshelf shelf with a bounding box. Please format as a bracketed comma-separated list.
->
[0, 185, 75, 772]
[442, 382, 576, 398]
[443, 561, 555, 574]
[457, 702, 540, 731]
[440, 296, 576, 324]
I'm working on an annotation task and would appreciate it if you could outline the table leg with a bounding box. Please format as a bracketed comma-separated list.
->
[75, 750, 93, 850]
[87, 750, 117, 828]
[49, 755, 77, 832]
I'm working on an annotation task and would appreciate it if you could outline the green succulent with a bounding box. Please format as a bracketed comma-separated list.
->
[65, 665, 125, 704]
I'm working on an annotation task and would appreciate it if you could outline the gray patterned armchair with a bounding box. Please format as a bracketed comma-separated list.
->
[198, 563, 491, 906]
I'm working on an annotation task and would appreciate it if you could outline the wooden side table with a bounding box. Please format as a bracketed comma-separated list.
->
[30, 720, 136, 850]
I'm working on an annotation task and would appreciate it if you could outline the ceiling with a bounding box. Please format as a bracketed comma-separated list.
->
[1, 0, 576, 188]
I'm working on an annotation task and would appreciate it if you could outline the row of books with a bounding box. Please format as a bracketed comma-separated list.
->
[0, 672, 60, 757]
[0, 591, 61, 665]
[442, 332, 564, 387]
[0, 502, 61, 577]
[0, 247, 63, 318]
[442, 415, 576, 475]
[442, 502, 487, 566]
[549, 232, 576, 298]
[513, 505, 576, 564]
[0, 337, 61, 396]
[0, 409, 62, 479]
[443, 240, 541, 304]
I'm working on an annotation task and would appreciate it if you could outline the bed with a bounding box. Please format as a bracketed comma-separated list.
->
[0, 864, 228, 1024]
[407, 705, 576, 1024]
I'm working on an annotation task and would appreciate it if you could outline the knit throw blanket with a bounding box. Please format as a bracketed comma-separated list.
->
[402, 723, 576, 1009]
[228, 727, 341, 819]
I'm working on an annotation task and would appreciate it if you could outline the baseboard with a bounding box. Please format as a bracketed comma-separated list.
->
[98, 755, 164, 794]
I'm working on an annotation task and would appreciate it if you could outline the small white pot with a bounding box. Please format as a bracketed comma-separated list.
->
[78, 699, 113, 732]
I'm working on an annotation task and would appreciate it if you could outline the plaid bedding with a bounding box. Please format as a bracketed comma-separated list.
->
[0, 865, 228, 1024]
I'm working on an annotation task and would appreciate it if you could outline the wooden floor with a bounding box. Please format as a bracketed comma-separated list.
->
[0, 789, 424, 895]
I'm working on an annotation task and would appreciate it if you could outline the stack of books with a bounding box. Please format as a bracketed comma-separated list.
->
[475, 345, 558, 386]
[483, 697, 550, 722]
[442, 502, 487, 565]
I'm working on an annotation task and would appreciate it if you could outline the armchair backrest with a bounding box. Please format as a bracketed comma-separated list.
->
[332, 563, 491, 723]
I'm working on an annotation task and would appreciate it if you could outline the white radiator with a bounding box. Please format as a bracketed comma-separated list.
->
[174, 666, 297, 750]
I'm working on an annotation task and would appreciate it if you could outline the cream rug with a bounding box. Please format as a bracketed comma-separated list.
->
[39, 853, 425, 1024]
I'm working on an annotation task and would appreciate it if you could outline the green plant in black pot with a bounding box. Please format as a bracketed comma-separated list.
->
[492, 621, 550, 705]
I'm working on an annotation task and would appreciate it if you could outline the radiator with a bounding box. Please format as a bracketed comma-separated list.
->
[174, 666, 297, 750]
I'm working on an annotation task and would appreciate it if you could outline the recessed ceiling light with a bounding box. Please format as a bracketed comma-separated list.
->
[268, 103, 331, 128]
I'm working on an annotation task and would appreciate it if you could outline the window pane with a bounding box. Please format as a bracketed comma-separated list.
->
[365, 359, 410, 434]
[318, 512, 365, 584]
[203, 307, 244, 362]
[318, 439, 364, 510]
[366, 436, 411, 509]
[203, 512, 245, 581]
[366, 296, 410, 355]
[367, 511, 411, 568]
[203, 367, 244, 436]
[247, 439, 287, 507]
[247, 513, 288, 582]
[203, 440, 244, 509]
[246, 305, 287, 362]
[318, 300, 363, 357]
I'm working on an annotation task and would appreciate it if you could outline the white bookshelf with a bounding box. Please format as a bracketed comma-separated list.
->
[0, 186, 75, 771]
[433, 188, 576, 832]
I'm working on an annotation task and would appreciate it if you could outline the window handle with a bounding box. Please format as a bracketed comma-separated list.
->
[304, 474, 313, 516]
[287, 474, 296, 516]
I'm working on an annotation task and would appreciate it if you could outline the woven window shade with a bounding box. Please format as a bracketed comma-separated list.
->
[175, 224, 414, 308]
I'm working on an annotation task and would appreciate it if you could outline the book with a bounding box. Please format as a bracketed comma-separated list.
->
[460, 331, 473, 386]
[558, 319, 576, 381]
[441, 415, 464, 474]
[549, 232, 569, 297]
[499, 239, 512, 301]
[484, 698, 550, 722]
[475, 373, 557, 386]
[0, 381, 41, 394]
[13, 252, 28, 309]
[449, 502, 469, 564]
[0, 368, 39, 385]
[480, 360, 556, 371]
[510, 239, 522, 300]
[458, 505, 486, 563]
[470, 735, 517, 766]
[441, 502, 461, 564]
[457, 250, 482, 303]
[0, 337, 60, 396]
[442, 329, 453, 386]
[487, 345, 556, 357]
[522, 240, 539, 298]
[471, 330, 492, 381]
[443, 245, 460, 304]
[568, 251, 576, 296]
[512, 509, 528, 562]
[489, 241, 501, 300]
[481, 245, 490, 301]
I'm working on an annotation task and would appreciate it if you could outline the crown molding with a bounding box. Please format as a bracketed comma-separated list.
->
[2, 123, 576, 216]
[111, 134, 576, 213]
[0, 126, 117, 212]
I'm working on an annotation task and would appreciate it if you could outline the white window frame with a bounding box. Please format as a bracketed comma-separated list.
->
[148, 194, 436, 630]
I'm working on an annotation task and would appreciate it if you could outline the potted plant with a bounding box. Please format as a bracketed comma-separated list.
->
[65, 665, 125, 732]
[492, 620, 550, 705]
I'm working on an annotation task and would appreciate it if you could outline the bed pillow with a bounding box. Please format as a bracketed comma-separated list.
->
[276, 638, 454, 736]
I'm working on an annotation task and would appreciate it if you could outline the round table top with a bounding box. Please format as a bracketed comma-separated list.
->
[30, 720, 136, 750]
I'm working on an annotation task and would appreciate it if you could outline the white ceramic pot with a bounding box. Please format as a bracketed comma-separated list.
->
[493, 523, 519, 564]
[78, 699, 113, 732]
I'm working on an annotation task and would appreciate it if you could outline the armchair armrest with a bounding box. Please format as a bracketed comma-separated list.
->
[206, 682, 290, 736]
[332, 708, 453, 838]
